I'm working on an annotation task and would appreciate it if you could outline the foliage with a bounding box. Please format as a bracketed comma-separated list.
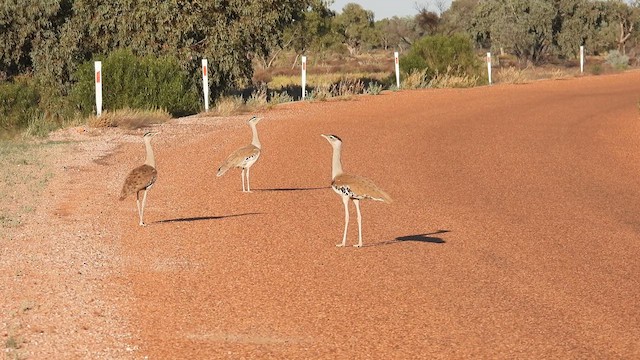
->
[365, 81, 384, 95]
[605, 50, 629, 69]
[399, 34, 482, 81]
[268, 91, 294, 105]
[553, 0, 612, 58]
[472, 0, 555, 64]
[333, 3, 377, 55]
[375, 16, 421, 51]
[439, 0, 480, 36]
[71, 49, 199, 117]
[0, 78, 40, 134]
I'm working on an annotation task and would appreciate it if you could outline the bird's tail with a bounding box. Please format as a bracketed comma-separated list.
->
[119, 186, 128, 201]
[377, 189, 393, 204]
[369, 188, 393, 204]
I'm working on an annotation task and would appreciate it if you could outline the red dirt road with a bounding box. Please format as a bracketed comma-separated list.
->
[13, 72, 640, 358]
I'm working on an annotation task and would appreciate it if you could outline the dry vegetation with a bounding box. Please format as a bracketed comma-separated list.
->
[0, 141, 56, 230]
[87, 108, 172, 129]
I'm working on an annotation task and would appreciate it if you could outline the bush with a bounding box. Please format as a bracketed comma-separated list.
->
[400, 34, 482, 85]
[0, 78, 41, 135]
[71, 49, 199, 117]
[605, 50, 629, 70]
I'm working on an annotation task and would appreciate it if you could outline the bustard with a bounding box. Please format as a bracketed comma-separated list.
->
[321, 134, 392, 248]
[217, 116, 262, 192]
[119, 131, 158, 226]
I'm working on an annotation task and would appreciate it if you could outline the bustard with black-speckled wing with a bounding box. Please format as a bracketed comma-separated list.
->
[119, 131, 158, 226]
[321, 134, 392, 248]
[217, 116, 262, 192]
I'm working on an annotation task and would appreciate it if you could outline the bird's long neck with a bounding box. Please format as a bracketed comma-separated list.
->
[250, 123, 261, 149]
[144, 137, 155, 168]
[331, 143, 344, 179]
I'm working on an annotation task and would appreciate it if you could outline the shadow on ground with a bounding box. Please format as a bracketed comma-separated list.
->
[153, 213, 261, 224]
[253, 186, 329, 192]
[366, 230, 450, 247]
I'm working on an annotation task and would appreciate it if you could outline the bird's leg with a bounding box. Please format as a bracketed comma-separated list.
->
[136, 191, 142, 225]
[139, 189, 149, 226]
[241, 168, 246, 192]
[337, 196, 349, 247]
[246, 167, 251, 192]
[353, 199, 363, 248]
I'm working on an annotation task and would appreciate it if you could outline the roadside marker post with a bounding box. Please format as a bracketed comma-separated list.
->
[580, 46, 584, 74]
[301, 56, 307, 100]
[202, 59, 209, 111]
[394, 51, 400, 88]
[486, 52, 492, 85]
[95, 61, 102, 116]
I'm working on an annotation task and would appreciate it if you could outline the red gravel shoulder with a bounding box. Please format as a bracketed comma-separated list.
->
[3, 72, 640, 358]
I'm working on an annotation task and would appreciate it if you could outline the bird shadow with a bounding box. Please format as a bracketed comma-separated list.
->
[153, 212, 261, 224]
[253, 186, 329, 192]
[366, 230, 450, 247]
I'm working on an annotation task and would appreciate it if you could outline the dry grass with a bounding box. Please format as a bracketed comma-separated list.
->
[269, 72, 389, 90]
[429, 73, 481, 88]
[495, 67, 531, 84]
[87, 108, 171, 129]
[211, 96, 246, 116]
[402, 70, 430, 89]
[0, 140, 56, 230]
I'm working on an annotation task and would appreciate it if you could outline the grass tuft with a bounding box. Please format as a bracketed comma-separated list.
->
[87, 108, 171, 129]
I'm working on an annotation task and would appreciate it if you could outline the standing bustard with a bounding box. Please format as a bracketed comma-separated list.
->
[217, 116, 262, 192]
[119, 131, 158, 226]
[321, 134, 392, 248]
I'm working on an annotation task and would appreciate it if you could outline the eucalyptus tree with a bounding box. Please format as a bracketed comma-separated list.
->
[333, 3, 377, 55]
[472, 0, 555, 63]
[0, 0, 72, 79]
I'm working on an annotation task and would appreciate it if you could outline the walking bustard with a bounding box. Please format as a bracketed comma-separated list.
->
[217, 116, 262, 192]
[321, 134, 392, 247]
[119, 131, 158, 226]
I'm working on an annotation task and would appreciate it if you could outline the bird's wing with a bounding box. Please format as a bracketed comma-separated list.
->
[333, 173, 393, 203]
[119, 164, 157, 200]
[217, 145, 260, 176]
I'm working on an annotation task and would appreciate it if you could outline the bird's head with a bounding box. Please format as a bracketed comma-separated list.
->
[321, 134, 342, 146]
[248, 116, 262, 125]
[143, 131, 159, 139]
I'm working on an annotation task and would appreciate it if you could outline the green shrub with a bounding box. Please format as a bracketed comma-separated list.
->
[71, 49, 199, 117]
[605, 50, 629, 70]
[365, 81, 383, 95]
[400, 34, 482, 85]
[268, 91, 293, 105]
[0, 78, 41, 135]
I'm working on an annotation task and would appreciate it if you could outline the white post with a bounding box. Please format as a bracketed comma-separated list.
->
[394, 51, 400, 89]
[486, 52, 492, 85]
[94, 61, 102, 116]
[202, 59, 209, 111]
[580, 45, 584, 74]
[301, 55, 307, 100]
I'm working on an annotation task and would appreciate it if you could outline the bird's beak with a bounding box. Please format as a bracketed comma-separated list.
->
[321, 134, 328, 140]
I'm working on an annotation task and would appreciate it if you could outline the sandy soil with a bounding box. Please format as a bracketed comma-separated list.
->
[2, 72, 640, 359]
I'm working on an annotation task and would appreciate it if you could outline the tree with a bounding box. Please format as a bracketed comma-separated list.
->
[606, 0, 639, 54]
[259, 0, 335, 69]
[333, 3, 377, 55]
[552, 0, 611, 58]
[472, 0, 555, 63]
[375, 16, 421, 50]
[0, 0, 73, 79]
[439, 0, 481, 36]
[3, 0, 311, 98]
